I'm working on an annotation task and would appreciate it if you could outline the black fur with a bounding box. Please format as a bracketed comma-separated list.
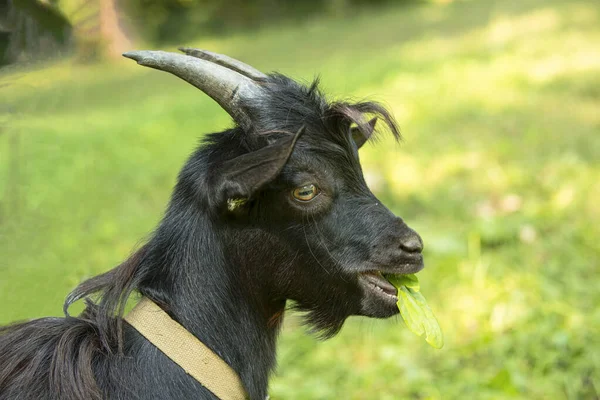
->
[0, 73, 424, 399]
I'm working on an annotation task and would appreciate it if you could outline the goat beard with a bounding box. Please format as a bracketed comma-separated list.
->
[291, 302, 351, 340]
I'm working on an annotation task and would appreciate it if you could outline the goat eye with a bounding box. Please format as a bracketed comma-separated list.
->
[292, 184, 320, 202]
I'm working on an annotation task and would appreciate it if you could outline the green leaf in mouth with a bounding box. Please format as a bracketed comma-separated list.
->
[386, 274, 443, 349]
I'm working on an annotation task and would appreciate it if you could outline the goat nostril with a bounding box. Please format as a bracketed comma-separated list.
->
[400, 234, 423, 253]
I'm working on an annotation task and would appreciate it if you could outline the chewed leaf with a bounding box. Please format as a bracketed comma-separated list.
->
[398, 287, 425, 336]
[411, 290, 444, 349]
[387, 273, 420, 291]
[389, 274, 444, 349]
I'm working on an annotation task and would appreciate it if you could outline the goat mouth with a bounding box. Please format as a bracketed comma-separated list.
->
[359, 271, 398, 299]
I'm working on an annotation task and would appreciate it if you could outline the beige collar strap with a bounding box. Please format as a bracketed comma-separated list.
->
[125, 297, 248, 400]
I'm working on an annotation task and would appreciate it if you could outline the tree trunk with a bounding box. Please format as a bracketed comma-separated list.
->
[99, 0, 131, 59]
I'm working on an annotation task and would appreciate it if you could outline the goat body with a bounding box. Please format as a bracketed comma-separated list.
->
[0, 50, 424, 400]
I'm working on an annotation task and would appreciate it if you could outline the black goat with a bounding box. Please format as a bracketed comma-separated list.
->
[0, 49, 424, 400]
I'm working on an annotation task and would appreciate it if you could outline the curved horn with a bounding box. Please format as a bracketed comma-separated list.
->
[178, 47, 268, 82]
[123, 50, 265, 130]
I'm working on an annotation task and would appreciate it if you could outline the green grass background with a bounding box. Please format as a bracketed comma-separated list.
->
[1, 0, 599, 398]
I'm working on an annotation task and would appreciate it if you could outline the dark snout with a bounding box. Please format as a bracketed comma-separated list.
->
[369, 216, 424, 275]
[356, 209, 425, 318]
[397, 218, 424, 254]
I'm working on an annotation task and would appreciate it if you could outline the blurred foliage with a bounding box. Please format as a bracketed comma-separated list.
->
[0, 0, 72, 65]
[1, 0, 418, 63]
[122, 0, 417, 43]
[1, 0, 599, 398]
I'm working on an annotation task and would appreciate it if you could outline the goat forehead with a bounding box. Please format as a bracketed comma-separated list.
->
[287, 146, 364, 184]
[295, 131, 357, 159]
[248, 75, 369, 150]
[249, 75, 330, 129]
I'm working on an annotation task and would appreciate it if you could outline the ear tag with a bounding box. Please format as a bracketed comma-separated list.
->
[227, 198, 248, 211]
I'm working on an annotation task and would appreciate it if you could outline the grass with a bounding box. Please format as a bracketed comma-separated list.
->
[1, 0, 599, 398]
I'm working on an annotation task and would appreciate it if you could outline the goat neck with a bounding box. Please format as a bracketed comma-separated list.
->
[137, 205, 286, 400]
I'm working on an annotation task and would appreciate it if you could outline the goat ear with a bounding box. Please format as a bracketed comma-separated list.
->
[214, 127, 305, 208]
[351, 117, 377, 148]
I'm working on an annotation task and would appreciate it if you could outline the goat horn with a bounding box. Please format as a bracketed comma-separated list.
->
[178, 47, 268, 82]
[123, 50, 265, 130]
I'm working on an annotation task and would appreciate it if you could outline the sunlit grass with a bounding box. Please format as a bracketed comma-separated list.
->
[1, 0, 599, 398]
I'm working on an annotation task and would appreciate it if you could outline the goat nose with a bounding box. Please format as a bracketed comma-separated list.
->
[399, 231, 423, 253]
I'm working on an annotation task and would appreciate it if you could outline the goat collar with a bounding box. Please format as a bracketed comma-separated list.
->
[125, 297, 248, 400]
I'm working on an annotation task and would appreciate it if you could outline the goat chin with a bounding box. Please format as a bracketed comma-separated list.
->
[0, 49, 425, 400]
